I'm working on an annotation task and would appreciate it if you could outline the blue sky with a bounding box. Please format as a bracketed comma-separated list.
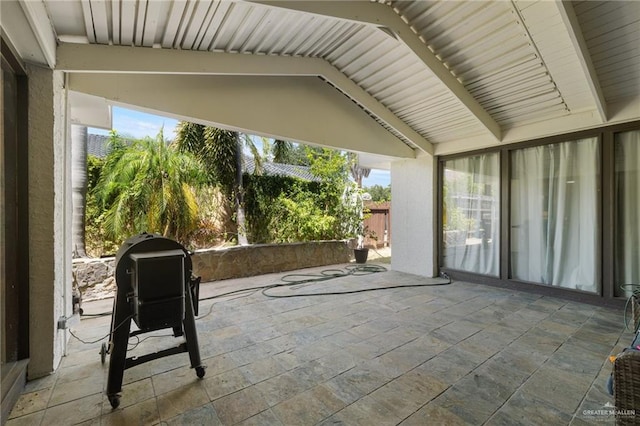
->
[89, 106, 390, 187]
[89, 106, 180, 140]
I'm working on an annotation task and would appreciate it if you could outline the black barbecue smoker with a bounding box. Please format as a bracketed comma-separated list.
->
[103, 233, 205, 409]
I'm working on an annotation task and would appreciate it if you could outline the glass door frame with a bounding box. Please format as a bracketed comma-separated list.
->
[1, 35, 30, 412]
[438, 121, 640, 305]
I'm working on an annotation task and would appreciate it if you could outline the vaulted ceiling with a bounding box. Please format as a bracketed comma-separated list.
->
[4, 0, 640, 158]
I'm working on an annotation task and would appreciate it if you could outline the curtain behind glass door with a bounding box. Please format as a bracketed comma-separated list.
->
[615, 130, 640, 297]
[442, 153, 500, 276]
[510, 138, 600, 292]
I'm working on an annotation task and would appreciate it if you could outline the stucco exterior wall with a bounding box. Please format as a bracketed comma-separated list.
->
[390, 154, 437, 277]
[27, 65, 68, 379]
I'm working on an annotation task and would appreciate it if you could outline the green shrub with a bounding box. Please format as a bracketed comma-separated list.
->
[243, 148, 363, 244]
[269, 193, 338, 242]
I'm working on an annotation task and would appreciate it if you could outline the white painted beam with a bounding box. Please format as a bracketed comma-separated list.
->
[435, 97, 640, 156]
[18, 0, 57, 67]
[554, 1, 607, 123]
[56, 42, 433, 154]
[56, 41, 315, 75]
[67, 73, 416, 159]
[251, 0, 503, 142]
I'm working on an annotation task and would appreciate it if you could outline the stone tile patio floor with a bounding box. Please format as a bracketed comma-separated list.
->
[6, 263, 635, 425]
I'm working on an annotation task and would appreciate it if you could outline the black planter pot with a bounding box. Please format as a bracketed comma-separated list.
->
[354, 248, 369, 264]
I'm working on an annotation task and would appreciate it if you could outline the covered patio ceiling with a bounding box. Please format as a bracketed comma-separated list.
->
[6, 0, 640, 160]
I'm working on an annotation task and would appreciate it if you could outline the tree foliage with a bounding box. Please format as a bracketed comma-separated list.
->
[364, 184, 391, 202]
[175, 122, 262, 191]
[244, 174, 319, 243]
[244, 147, 363, 243]
[85, 155, 118, 256]
[174, 121, 263, 244]
[268, 194, 339, 242]
[92, 130, 204, 244]
[84, 128, 369, 254]
[272, 139, 294, 164]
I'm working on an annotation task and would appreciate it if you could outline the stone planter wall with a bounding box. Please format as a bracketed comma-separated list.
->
[73, 240, 351, 301]
[72, 257, 116, 302]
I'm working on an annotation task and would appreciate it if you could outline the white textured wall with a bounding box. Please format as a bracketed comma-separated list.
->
[27, 65, 69, 379]
[390, 153, 437, 277]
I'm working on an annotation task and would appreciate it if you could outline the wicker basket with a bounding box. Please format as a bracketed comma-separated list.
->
[613, 349, 640, 425]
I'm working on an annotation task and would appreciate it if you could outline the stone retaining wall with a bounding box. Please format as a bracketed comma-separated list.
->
[73, 240, 351, 301]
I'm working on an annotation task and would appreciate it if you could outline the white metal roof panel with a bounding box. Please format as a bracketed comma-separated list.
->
[574, 0, 640, 104]
[393, 0, 570, 128]
[515, 0, 597, 113]
[36, 0, 640, 154]
[324, 25, 487, 144]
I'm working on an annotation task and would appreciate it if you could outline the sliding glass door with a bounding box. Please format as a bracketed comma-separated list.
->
[1, 43, 29, 397]
[510, 138, 600, 293]
[442, 153, 500, 276]
[615, 130, 640, 296]
[440, 125, 640, 300]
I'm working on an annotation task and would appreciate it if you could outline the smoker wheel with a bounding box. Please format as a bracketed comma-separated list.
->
[196, 366, 206, 378]
[100, 343, 107, 365]
[108, 394, 120, 409]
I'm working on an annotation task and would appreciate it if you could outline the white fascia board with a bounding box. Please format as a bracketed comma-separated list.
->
[607, 98, 640, 126]
[435, 100, 640, 156]
[18, 0, 57, 68]
[436, 110, 600, 155]
[251, 0, 502, 142]
[357, 152, 395, 170]
[68, 90, 112, 129]
[554, 1, 607, 123]
[67, 73, 416, 159]
[1, 0, 47, 65]
[56, 42, 433, 154]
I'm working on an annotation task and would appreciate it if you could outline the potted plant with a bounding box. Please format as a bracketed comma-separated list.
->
[353, 225, 377, 263]
[341, 184, 377, 263]
[353, 245, 369, 263]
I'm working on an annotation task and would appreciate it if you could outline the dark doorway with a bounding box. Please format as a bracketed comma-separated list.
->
[1, 37, 29, 423]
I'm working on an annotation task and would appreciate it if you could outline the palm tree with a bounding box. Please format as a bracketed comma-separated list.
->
[71, 124, 88, 257]
[348, 152, 371, 188]
[174, 121, 261, 245]
[264, 139, 313, 165]
[272, 139, 293, 163]
[93, 129, 204, 243]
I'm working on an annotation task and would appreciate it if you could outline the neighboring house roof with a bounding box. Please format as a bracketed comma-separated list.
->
[87, 133, 318, 181]
[87, 134, 111, 158]
[244, 156, 319, 182]
[87, 134, 138, 158]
